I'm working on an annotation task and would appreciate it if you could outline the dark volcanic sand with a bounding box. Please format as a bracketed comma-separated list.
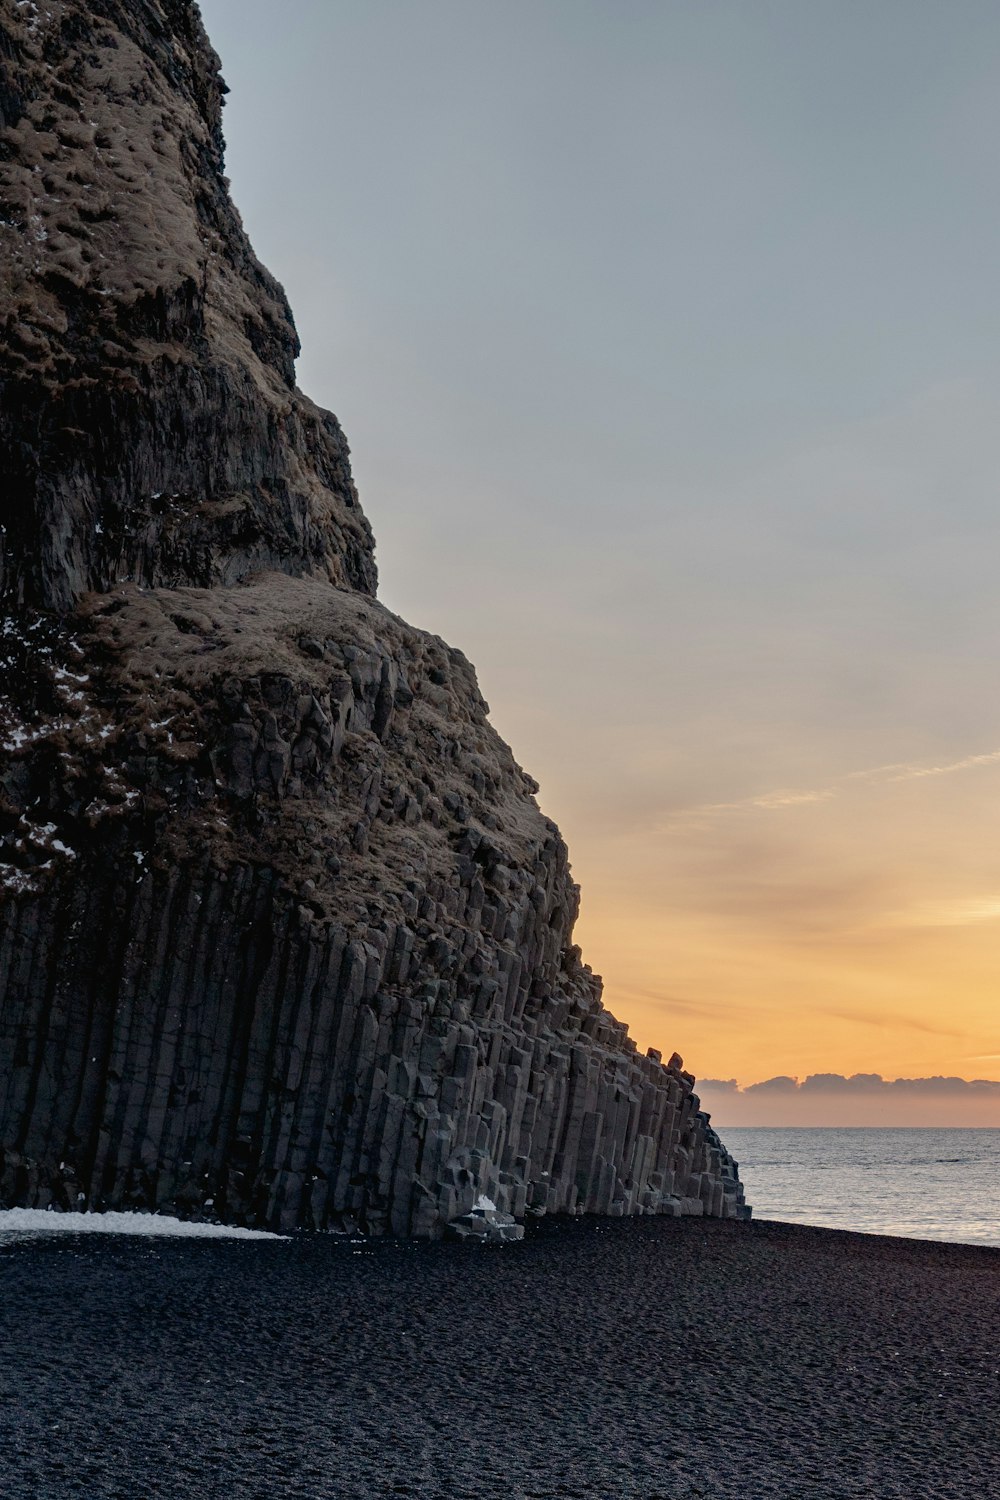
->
[1, 1218, 997, 1499]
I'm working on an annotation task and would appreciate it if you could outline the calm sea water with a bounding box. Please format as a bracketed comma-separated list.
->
[722, 1127, 1000, 1246]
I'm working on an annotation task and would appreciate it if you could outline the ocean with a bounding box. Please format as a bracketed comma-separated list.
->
[723, 1126, 1000, 1246]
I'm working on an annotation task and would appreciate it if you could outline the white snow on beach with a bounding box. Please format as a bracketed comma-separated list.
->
[0, 1209, 287, 1243]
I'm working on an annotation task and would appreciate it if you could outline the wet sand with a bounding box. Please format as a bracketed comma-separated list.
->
[1, 1216, 997, 1499]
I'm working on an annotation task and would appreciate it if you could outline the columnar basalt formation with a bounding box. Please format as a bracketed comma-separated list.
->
[0, 0, 748, 1236]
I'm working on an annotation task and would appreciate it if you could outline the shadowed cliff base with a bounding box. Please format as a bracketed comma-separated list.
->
[0, 0, 745, 1234]
[2, 1217, 998, 1499]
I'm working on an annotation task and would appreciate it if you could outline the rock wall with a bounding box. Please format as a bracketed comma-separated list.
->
[0, 861, 743, 1236]
[0, 0, 374, 612]
[0, 0, 748, 1235]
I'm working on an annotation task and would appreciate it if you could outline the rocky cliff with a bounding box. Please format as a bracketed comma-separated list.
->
[0, 0, 747, 1236]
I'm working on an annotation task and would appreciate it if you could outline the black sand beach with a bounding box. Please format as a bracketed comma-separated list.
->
[1, 1217, 997, 1499]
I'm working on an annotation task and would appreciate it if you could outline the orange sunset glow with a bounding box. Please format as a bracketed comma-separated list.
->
[453, 632, 1000, 1124]
[568, 755, 1000, 1083]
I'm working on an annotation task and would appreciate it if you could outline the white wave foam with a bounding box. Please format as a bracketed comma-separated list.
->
[0, 1209, 286, 1242]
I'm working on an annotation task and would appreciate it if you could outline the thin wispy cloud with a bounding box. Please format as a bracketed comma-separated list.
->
[849, 748, 1000, 784]
[751, 789, 836, 809]
[670, 746, 1000, 826]
[884, 897, 1000, 930]
[820, 1007, 963, 1039]
[612, 986, 749, 1025]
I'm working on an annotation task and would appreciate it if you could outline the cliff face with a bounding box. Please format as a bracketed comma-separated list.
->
[0, 0, 374, 612]
[0, 0, 747, 1235]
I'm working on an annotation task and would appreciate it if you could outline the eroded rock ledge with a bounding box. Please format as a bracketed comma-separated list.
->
[0, 0, 747, 1235]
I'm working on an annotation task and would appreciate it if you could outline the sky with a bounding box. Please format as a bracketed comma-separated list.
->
[199, 0, 1000, 1122]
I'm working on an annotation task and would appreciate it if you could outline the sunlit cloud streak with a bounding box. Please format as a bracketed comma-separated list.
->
[819, 1008, 962, 1039]
[884, 897, 1000, 929]
[855, 748, 1000, 783]
[671, 746, 1000, 827]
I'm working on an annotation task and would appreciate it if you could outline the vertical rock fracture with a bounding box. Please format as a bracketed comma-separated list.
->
[0, 0, 748, 1236]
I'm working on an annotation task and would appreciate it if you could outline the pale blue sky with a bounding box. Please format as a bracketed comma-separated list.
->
[199, 1, 1000, 1087]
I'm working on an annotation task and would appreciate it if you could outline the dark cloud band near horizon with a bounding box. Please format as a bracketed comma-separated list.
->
[698, 1071, 1000, 1126]
[702, 1073, 1000, 1096]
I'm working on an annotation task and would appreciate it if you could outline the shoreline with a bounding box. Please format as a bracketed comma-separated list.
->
[721, 1124, 1000, 1248]
[3, 1201, 1000, 1254]
[2, 1215, 998, 1498]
